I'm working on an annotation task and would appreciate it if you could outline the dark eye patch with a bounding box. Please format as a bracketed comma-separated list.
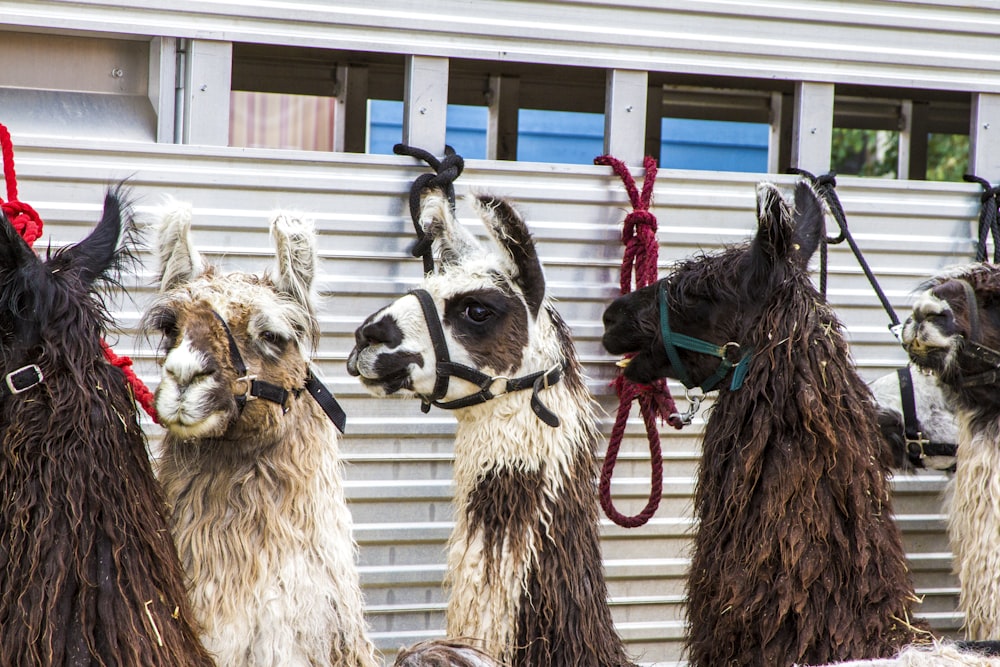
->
[443, 287, 528, 373]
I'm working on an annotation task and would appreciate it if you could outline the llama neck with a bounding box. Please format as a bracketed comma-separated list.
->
[949, 412, 1000, 640]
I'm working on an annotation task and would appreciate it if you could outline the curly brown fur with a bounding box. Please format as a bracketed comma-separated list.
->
[603, 182, 927, 666]
[0, 188, 213, 666]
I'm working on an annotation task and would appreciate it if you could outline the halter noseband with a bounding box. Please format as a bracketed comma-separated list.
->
[952, 279, 1000, 388]
[212, 310, 346, 433]
[657, 283, 752, 394]
[409, 288, 563, 427]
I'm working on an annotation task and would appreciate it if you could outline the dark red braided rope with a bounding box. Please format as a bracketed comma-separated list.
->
[0, 122, 158, 422]
[594, 154, 682, 528]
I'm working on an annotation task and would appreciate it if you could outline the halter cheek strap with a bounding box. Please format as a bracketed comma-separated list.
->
[658, 284, 752, 393]
[0, 364, 44, 398]
[212, 310, 347, 433]
[409, 288, 563, 427]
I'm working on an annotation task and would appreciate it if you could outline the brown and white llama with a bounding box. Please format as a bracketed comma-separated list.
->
[141, 202, 378, 666]
[347, 189, 635, 667]
[601, 181, 931, 666]
[0, 188, 214, 666]
[901, 262, 1000, 640]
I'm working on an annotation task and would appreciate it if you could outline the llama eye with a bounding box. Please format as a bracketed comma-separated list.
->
[463, 302, 493, 323]
[259, 330, 285, 347]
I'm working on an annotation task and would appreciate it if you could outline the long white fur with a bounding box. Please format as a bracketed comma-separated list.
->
[153, 207, 378, 667]
[812, 642, 1000, 666]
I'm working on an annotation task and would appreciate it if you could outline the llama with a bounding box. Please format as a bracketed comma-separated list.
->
[0, 188, 214, 666]
[901, 262, 1000, 640]
[142, 202, 378, 666]
[870, 366, 958, 472]
[347, 189, 635, 667]
[601, 181, 931, 666]
[393, 640, 501, 666]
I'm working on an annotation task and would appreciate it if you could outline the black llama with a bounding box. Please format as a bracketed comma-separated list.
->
[601, 181, 928, 666]
[0, 188, 214, 665]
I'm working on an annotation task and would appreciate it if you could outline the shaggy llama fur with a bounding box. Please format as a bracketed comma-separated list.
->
[813, 641, 1000, 666]
[901, 262, 1000, 639]
[144, 202, 377, 666]
[601, 181, 930, 666]
[0, 189, 213, 665]
[393, 639, 502, 666]
[347, 190, 634, 667]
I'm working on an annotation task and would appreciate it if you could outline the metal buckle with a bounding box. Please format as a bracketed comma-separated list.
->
[6, 364, 43, 395]
[235, 374, 258, 401]
[906, 432, 929, 459]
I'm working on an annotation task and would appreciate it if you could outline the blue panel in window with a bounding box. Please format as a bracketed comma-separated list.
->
[661, 118, 768, 172]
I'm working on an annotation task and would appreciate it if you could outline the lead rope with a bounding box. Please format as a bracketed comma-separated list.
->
[594, 154, 682, 529]
[963, 174, 1000, 263]
[0, 122, 158, 422]
[791, 169, 901, 335]
[393, 143, 465, 275]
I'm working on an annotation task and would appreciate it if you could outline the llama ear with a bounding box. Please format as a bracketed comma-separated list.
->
[155, 198, 204, 292]
[270, 212, 317, 314]
[60, 188, 128, 287]
[789, 180, 826, 268]
[0, 209, 38, 271]
[471, 194, 545, 316]
[751, 182, 794, 266]
[419, 189, 482, 267]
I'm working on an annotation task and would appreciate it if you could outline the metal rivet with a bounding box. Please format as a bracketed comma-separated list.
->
[626, 105, 633, 113]
[200, 84, 208, 92]
[419, 107, 427, 115]
[110, 68, 124, 78]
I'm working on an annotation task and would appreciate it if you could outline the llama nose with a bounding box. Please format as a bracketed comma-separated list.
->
[355, 315, 403, 349]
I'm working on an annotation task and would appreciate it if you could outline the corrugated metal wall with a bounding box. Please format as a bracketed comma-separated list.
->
[4, 1, 998, 664]
[8, 138, 978, 664]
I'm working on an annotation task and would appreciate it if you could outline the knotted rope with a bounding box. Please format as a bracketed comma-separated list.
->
[595, 154, 682, 529]
[0, 122, 158, 422]
[0, 124, 43, 246]
[791, 169, 901, 335]
[963, 174, 1000, 263]
[393, 143, 465, 275]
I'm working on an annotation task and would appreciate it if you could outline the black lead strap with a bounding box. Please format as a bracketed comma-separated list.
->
[964, 174, 1000, 263]
[790, 170, 901, 335]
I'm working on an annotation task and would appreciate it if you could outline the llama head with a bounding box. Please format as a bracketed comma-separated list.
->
[901, 263, 1000, 412]
[0, 188, 133, 388]
[601, 180, 826, 385]
[142, 201, 321, 442]
[347, 190, 569, 413]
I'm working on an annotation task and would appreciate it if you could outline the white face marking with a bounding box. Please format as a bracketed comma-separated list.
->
[156, 335, 230, 438]
[902, 291, 955, 352]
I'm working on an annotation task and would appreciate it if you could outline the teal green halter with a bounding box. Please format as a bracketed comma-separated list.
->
[658, 283, 752, 393]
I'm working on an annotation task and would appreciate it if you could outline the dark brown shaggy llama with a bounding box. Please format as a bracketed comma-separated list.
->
[601, 181, 928, 667]
[0, 189, 214, 666]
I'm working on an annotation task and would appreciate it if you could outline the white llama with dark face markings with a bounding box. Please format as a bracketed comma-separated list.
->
[347, 191, 634, 667]
[902, 263, 1000, 640]
[144, 203, 378, 667]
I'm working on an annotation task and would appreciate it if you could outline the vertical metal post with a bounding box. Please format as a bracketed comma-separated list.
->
[403, 55, 448, 154]
[790, 82, 834, 174]
[333, 65, 369, 153]
[486, 74, 519, 160]
[148, 37, 176, 143]
[604, 69, 648, 165]
[181, 40, 232, 146]
[644, 83, 663, 163]
[970, 93, 1000, 179]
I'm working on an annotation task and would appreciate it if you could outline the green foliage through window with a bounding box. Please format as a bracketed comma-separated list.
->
[831, 128, 969, 181]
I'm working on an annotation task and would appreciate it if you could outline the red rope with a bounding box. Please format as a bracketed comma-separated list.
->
[594, 154, 682, 528]
[0, 122, 158, 423]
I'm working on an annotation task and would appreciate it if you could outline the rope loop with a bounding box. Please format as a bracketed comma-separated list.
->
[394, 144, 465, 274]
[964, 174, 1000, 263]
[595, 154, 680, 529]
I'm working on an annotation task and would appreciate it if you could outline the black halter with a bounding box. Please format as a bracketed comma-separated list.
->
[896, 366, 957, 468]
[212, 311, 347, 433]
[408, 288, 563, 427]
[952, 279, 1000, 388]
[0, 363, 43, 399]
